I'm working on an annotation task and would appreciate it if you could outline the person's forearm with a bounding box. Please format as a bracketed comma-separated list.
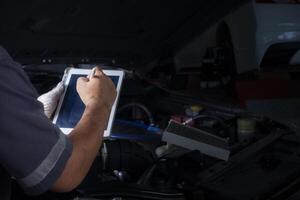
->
[52, 102, 109, 192]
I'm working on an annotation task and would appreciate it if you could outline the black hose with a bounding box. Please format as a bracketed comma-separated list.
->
[137, 163, 159, 185]
[83, 182, 185, 200]
[117, 103, 154, 124]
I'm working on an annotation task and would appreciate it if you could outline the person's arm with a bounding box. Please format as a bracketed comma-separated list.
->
[0, 47, 115, 195]
[52, 67, 116, 192]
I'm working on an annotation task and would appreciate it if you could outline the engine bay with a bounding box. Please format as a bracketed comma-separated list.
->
[12, 64, 300, 200]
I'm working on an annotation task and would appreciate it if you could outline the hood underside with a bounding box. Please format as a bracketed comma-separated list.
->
[0, 0, 249, 66]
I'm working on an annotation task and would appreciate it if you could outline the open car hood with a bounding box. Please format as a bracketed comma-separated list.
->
[0, 0, 248, 67]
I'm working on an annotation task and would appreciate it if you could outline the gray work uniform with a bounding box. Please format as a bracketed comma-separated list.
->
[0, 46, 73, 197]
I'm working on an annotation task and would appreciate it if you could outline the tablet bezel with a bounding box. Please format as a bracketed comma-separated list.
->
[52, 68, 124, 137]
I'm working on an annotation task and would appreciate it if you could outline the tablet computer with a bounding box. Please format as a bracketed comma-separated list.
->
[53, 68, 124, 137]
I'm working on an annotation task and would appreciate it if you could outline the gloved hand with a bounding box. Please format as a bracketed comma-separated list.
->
[38, 82, 64, 118]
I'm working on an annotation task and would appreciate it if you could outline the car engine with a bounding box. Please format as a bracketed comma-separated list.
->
[11, 64, 300, 200]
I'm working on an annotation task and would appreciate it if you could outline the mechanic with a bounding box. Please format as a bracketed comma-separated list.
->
[0, 46, 116, 199]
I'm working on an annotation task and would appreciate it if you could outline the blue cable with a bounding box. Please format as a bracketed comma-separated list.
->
[114, 119, 161, 133]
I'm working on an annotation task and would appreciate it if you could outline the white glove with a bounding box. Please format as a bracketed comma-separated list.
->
[38, 82, 64, 118]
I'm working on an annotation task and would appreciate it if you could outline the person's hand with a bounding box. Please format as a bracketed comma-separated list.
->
[76, 67, 117, 111]
[38, 82, 64, 118]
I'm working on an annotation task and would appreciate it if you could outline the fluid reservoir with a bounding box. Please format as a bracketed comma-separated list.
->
[237, 118, 256, 142]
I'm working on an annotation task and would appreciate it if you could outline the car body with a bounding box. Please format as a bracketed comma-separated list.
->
[175, 0, 300, 74]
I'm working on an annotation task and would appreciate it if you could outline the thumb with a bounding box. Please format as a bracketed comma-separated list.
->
[53, 82, 64, 93]
[94, 67, 103, 77]
[46, 82, 64, 96]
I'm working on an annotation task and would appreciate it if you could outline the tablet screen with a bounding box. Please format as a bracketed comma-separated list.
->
[56, 74, 119, 129]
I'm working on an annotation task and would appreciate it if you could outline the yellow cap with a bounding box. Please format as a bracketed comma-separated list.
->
[190, 105, 203, 113]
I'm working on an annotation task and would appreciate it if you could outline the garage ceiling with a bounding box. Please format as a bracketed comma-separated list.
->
[0, 0, 249, 66]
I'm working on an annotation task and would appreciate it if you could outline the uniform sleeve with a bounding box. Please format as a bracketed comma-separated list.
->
[0, 46, 73, 195]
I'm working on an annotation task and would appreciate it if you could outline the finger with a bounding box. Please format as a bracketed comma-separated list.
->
[94, 66, 104, 77]
[48, 82, 64, 95]
[55, 82, 64, 90]
[55, 82, 65, 94]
